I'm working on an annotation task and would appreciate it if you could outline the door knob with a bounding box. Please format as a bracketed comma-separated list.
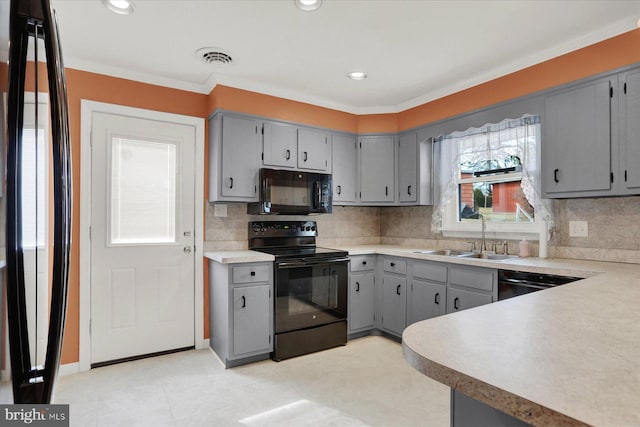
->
[184, 246, 192, 254]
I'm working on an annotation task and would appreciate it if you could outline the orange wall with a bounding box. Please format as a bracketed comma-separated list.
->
[398, 29, 640, 131]
[62, 70, 208, 364]
[3, 28, 640, 365]
[209, 85, 361, 133]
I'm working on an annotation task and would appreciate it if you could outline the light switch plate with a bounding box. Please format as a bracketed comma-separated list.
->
[569, 220, 588, 237]
[214, 204, 228, 217]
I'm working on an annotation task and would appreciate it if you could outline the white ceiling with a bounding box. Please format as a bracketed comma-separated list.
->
[2, 0, 640, 114]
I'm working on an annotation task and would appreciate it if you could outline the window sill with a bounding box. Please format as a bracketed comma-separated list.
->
[441, 222, 543, 242]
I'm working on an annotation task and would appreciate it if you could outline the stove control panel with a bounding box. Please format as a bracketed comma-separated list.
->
[249, 221, 317, 238]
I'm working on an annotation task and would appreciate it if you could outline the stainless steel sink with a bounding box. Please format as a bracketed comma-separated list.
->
[413, 249, 474, 257]
[462, 253, 518, 261]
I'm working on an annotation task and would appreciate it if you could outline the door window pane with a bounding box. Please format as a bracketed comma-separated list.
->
[110, 137, 177, 244]
[21, 128, 47, 248]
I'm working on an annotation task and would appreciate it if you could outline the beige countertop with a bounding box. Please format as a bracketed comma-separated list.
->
[387, 246, 640, 426]
[204, 250, 274, 264]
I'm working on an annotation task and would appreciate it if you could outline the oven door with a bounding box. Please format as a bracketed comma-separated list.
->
[274, 257, 348, 333]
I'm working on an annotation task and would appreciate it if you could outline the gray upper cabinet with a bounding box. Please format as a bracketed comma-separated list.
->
[621, 69, 640, 192]
[543, 77, 613, 197]
[359, 136, 395, 204]
[262, 121, 330, 172]
[332, 134, 358, 204]
[298, 127, 330, 172]
[262, 121, 298, 169]
[398, 133, 418, 203]
[209, 114, 260, 202]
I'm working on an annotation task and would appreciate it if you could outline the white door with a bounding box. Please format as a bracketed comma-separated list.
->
[90, 112, 195, 364]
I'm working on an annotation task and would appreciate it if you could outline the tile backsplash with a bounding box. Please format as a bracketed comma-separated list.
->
[205, 196, 640, 263]
[205, 203, 381, 251]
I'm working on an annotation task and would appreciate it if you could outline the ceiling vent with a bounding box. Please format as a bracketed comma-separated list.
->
[196, 48, 234, 66]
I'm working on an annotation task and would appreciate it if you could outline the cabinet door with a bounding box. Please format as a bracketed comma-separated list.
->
[409, 279, 446, 325]
[298, 128, 330, 171]
[398, 133, 417, 203]
[332, 134, 357, 203]
[447, 287, 492, 313]
[544, 79, 612, 196]
[263, 121, 297, 169]
[622, 70, 640, 191]
[381, 273, 406, 335]
[233, 285, 271, 356]
[359, 136, 395, 203]
[221, 115, 260, 199]
[349, 272, 375, 333]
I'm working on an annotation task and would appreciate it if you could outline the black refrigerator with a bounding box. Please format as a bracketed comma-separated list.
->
[5, 0, 72, 404]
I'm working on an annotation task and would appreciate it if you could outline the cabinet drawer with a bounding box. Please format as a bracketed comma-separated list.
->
[232, 264, 271, 284]
[449, 266, 495, 292]
[413, 261, 447, 283]
[350, 255, 376, 272]
[383, 258, 407, 275]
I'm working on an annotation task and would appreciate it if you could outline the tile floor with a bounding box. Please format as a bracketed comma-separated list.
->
[0, 336, 450, 426]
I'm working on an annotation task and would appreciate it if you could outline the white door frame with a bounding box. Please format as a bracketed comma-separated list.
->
[79, 100, 205, 372]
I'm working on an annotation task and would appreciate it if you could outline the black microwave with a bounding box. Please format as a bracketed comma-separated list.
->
[247, 168, 332, 215]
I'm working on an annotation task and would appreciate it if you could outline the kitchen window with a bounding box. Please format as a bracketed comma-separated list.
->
[432, 115, 553, 240]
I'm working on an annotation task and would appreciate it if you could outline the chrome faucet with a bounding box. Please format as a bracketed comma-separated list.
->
[479, 214, 487, 254]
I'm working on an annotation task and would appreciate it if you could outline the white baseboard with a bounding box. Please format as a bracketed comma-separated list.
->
[58, 362, 79, 377]
[202, 338, 210, 349]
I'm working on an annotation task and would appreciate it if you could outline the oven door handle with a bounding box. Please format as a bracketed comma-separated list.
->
[276, 257, 350, 268]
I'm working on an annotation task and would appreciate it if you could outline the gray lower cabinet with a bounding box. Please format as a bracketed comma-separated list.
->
[447, 264, 496, 313]
[452, 390, 531, 427]
[410, 279, 446, 324]
[232, 285, 271, 355]
[409, 260, 447, 324]
[345, 255, 496, 339]
[210, 261, 273, 367]
[348, 255, 376, 334]
[447, 287, 493, 312]
[349, 272, 375, 333]
[380, 257, 408, 336]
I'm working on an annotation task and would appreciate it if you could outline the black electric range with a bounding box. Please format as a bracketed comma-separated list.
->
[249, 221, 349, 361]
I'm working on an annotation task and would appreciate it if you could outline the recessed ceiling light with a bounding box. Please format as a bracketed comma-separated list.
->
[103, 0, 135, 15]
[294, 0, 322, 12]
[347, 71, 367, 81]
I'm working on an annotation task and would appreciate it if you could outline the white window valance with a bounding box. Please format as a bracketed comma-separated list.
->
[432, 115, 553, 234]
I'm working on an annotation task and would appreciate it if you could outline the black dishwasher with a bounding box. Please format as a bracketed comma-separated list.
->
[498, 270, 582, 301]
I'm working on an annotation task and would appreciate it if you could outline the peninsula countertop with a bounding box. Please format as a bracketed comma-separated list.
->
[401, 255, 640, 426]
